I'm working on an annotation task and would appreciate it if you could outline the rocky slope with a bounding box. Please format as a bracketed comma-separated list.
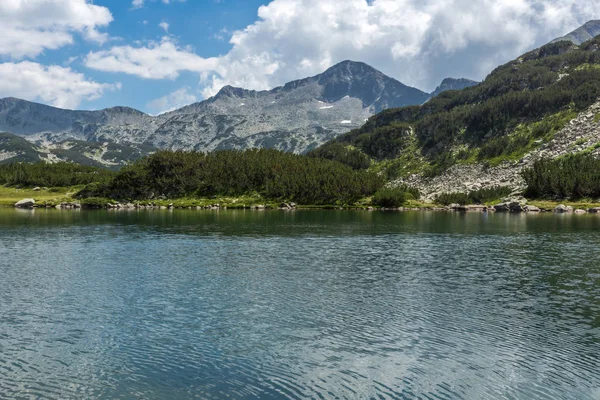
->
[0, 132, 154, 168]
[399, 101, 600, 200]
[0, 61, 438, 163]
[552, 20, 600, 45]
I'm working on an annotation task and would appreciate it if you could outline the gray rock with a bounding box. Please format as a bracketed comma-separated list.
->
[15, 198, 35, 208]
[554, 204, 574, 213]
[494, 203, 511, 212]
[509, 202, 525, 212]
[32, 187, 41, 191]
[575, 209, 587, 214]
[524, 205, 541, 212]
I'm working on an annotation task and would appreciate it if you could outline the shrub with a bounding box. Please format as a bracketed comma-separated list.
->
[435, 186, 513, 205]
[372, 187, 414, 207]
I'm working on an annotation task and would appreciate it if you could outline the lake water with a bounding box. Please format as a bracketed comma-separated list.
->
[1, 209, 599, 399]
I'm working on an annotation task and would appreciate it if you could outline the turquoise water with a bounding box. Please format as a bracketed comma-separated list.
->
[0, 209, 599, 399]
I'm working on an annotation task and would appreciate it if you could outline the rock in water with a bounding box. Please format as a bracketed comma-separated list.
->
[15, 199, 35, 208]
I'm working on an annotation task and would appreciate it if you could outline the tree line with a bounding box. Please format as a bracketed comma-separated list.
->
[523, 154, 600, 199]
[80, 149, 385, 205]
[0, 162, 114, 188]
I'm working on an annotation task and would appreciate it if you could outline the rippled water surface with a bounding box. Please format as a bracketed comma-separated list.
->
[1, 209, 600, 399]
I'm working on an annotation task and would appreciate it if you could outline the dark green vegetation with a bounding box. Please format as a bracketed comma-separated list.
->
[523, 154, 600, 199]
[372, 186, 420, 208]
[81, 149, 384, 205]
[434, 187, 514, 206]
[0, 162, 114, 188]
[313, 38, 600, 177]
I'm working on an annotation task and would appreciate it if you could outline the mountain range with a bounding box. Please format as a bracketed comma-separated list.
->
[0, 61, 477, 166]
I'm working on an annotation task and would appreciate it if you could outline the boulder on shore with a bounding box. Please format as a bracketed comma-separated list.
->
[15, 199, 35, 208]
[554, 204, 574, 213]
[494, 201, 525, 212]
[524, 205, 541, 212]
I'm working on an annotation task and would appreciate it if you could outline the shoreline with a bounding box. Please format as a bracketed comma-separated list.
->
[4, 186, 600, 214]
[5, 201, 600, 214]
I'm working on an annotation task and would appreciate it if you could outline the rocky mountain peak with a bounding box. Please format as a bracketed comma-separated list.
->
[214, 85, 257, 99]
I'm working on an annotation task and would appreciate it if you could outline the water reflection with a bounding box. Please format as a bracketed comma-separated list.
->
[0, 209, 599, 399]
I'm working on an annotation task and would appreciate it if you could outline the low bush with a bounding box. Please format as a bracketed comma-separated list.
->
[435, 186, 513, 205]
[372, 185, 419, 207]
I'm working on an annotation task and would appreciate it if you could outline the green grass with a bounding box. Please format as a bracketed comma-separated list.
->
[481, 109, 577, 167]
[0, 186, 76, 206]
[528, 199, 600, 211]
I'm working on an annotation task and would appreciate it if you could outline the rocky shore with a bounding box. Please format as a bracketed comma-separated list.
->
[12, 196, 600, 214]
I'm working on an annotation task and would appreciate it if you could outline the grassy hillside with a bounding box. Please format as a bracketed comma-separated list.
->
[312, 37, 600, 179]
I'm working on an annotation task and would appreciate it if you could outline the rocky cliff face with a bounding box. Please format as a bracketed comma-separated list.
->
[0, 61, 434, 163]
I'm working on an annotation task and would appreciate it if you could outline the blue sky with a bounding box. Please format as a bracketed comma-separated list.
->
[34, 0, 270, 112]
[0, 0, 599, 114]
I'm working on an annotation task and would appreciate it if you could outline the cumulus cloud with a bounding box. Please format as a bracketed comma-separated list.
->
[0, 0, 113, 59]
[147, 87, 197, 114]
[89, 0, 600, 96]
[159, 21, 170, 33]
[85, 37, 219, 79]
[0, 62, 120, 109]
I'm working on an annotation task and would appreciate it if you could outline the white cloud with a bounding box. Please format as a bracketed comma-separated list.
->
[0, 62, 120, 109]
[0, 0, 113, 59]
[132, 0, 186, 9]
[147, 87, 197, 114]
[88, 0, 600, 96]
[159, 21, 170, 33]
[85, 37, 219, 80]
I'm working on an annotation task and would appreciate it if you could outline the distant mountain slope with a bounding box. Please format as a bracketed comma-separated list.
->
[0, 61, 431, 159]
[430, 78, 479, 97]
[0, 131, 155, 167]
[552, 20, 600, 45]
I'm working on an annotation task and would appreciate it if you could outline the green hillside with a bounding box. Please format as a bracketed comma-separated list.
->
[312, 37, 600, 179]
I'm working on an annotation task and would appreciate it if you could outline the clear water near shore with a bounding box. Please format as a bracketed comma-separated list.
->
[1, 209, 599, 399]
